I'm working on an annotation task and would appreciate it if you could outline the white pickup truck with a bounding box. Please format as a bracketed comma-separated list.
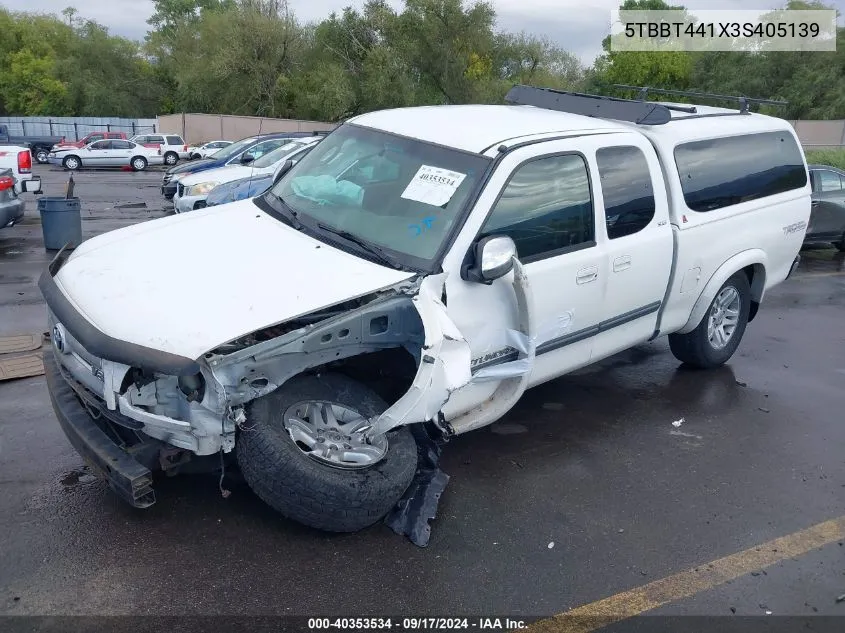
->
[0, 144, 42, 194]
[40, 86, 809, 534]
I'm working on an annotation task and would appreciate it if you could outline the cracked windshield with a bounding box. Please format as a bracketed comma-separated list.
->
[268, 125, 490, 261]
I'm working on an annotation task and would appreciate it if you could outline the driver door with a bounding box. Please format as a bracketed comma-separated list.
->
[439, 139, 609, 425]
[85, 140, 111, 166]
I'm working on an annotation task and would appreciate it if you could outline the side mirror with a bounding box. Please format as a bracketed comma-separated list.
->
[462, 235, 516, 284]
[240, 153, 255, 164]
[273, 159, 294, 184]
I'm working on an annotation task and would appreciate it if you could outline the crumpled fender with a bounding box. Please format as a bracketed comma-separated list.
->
[368, 273, 473, 437]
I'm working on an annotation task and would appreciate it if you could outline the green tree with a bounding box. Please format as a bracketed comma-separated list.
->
[0, 49, 71, 115]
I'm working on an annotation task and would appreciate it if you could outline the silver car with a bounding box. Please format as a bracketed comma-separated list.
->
[48, 140, 164, 171]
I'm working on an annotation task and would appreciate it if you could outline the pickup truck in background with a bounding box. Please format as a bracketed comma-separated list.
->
[0, 144, 41, 194]
[0, 124, 65, 164]
[53, 131, 128, 151]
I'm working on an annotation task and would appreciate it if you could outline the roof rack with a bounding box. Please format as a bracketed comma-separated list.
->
[611, 84, 788, 114]
[504, 85, 678, 125]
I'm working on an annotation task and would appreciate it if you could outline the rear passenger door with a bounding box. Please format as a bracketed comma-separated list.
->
[590, 135, 674, 360]
[108, 140, 135, 165]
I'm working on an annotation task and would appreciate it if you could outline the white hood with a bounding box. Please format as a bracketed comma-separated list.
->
[54, 199, 416, 359]
[181, 164, 272, 187]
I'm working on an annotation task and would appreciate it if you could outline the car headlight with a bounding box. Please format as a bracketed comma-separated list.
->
[186, 181, 219, 196]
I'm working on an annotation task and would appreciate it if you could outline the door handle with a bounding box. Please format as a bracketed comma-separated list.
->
[613, 255, 632, 272]
[576, 266, 598, 284]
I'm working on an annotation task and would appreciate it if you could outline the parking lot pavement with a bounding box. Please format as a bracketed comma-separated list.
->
[0, 166, 169, 336]
[1, 169, 844, 622]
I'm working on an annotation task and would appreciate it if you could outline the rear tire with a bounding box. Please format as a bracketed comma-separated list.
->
[131, 156, 148, 171]
[669, 272, 751, 369]
[62, 155, 80, 171]
[237, 373, 418, 533]
[34, 148, 49, 164]
[164, 152, 178, 166]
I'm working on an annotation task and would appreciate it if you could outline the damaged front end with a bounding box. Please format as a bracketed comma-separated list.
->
[44, 265, 479, 483]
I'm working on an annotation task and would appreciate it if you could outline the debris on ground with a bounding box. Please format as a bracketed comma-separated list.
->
[836, 594, 845, 603]
[672, 418, 684, 428]
[542, 402, 563, 411]
[735, 380, 748, 387]
[548, 542, 555, 549]
[384, 424, 449, 548]
[758, 407, 771, 413]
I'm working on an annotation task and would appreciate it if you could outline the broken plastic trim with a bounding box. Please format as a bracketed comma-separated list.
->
[384, 423, 449, 547]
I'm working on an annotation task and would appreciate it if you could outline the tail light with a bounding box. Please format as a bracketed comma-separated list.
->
[18, 150, 31, 174]
[183, 145, 188, 152]
[0, 176, 14, 191]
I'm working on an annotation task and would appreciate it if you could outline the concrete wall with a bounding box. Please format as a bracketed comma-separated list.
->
[157, 113, 336, 144]
[155, 113, 845, 149]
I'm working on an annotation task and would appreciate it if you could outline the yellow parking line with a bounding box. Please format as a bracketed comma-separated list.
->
[527, 516, 845, 633]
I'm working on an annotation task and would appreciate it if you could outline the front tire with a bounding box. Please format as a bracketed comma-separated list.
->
[131, 156, 148, 171]
[669, 272, 751, 369]
[164, 152, 178, 166]
[237, 373, 418, 533]
[62, 155, 80, 171]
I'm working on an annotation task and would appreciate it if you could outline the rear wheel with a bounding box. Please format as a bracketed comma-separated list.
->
[237, 373, 418, 533]
[34, 148, 49, 164]
[62, 155, 81, 171]
[131, 156, 148, 171]
[164, 152, 178, 166]
[669, 272, 751, 369]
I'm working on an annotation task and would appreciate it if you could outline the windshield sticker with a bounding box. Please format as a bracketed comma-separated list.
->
[401, 165, 466, 207]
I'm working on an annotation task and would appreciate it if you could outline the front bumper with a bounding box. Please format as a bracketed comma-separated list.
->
[0, 198, 24, 228]
[174, 192, 206, 213]
[44, 352, 157, 508]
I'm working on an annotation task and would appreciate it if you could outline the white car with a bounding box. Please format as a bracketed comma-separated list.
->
[39, 86, 809, 536]
[187, 140, 232, 160]
[173, 137, 322, 213]
[0, 144, 41, 194]
[48, 140, 164, 171]
[130, 134, 189, 166]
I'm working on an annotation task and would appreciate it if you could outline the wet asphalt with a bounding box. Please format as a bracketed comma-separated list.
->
[0, 167, 844, 620]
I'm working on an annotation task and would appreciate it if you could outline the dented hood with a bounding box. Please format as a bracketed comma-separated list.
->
[54, 199, 415, 360]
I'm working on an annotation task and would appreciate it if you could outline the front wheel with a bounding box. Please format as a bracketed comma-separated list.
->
[62, 156, 81, 171]
[237, 373, 418, 533]
[131, 156, 148, 171]
[669, 272, 751, 369]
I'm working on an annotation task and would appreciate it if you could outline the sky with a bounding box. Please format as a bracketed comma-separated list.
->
[3, 0, 844, 64]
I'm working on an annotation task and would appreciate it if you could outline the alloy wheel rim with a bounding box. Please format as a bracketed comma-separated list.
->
[282, 400, 387, 469]
[707, 286, 741, 349]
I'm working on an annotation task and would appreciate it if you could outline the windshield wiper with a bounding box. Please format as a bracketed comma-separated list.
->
[266, 193, 302, 230]
[316, 223, 404, 270]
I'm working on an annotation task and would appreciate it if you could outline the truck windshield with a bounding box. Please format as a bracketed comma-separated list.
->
[265, 124, 489, 265]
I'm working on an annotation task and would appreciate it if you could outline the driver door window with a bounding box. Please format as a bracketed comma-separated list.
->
[478, 154, 594, 262]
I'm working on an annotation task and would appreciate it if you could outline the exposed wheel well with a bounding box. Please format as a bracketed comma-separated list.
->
[324, 347, 419, 407]
[743, 263, 765, 322]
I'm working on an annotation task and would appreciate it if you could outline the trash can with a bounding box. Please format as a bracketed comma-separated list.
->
[38, 197, 82, 250]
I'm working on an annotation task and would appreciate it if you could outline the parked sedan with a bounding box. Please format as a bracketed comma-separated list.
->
[48, 140, 164, 171]
[187, 140, 232, 160]
[205, 147, 310, 207]
[805, 164, 845, 251]
[173, 137, 321, 213]
[0, 169, 25, 230]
